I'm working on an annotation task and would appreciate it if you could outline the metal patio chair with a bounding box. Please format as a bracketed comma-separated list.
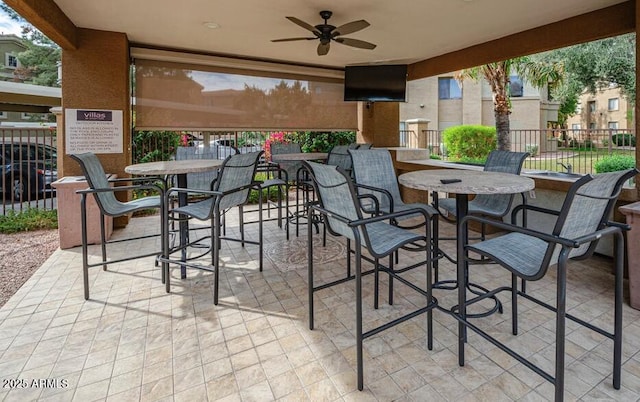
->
[457, 168, 637, 401]
[435, 150, 530, 241]
[304, 161, 437, 391]
[349, 148, 441, 288]
[70, 152, 167, 300]
[159, 151, 263, 305]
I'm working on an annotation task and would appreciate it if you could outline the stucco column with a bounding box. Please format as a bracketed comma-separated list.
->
[61, 28, 131, 226]
[357, 101, 400, 147]
[405, 118, 430, 148]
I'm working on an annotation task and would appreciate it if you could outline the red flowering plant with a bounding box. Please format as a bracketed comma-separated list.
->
[264, 131, 287, 161]
[180, 132, 194, 147]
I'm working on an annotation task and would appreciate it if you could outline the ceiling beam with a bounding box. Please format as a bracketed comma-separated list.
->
[408, 1, 635, 80]
[0, 103, 53, 113]
[3, 0, 78, 50]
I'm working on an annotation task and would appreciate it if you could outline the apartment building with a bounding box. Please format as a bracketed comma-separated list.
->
[400, 73, 559, 130]
[566, 85, 633, 131]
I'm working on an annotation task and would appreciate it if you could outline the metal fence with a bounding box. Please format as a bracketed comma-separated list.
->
[404, 128, 636, 175]
[1, 127, 636, 216]
[0, 128, 58, 215]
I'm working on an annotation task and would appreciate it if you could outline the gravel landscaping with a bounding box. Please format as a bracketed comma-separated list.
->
[0, 229, 59, 307]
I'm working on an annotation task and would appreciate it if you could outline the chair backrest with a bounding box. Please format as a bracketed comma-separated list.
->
[349, 149, 403, 209]
[271, 142, 302, 181]
[304, 161, 362, 240]
[356, 143, 373, 149]
[214, 150, 263, 210]
[70, 152, 122, 215]
[545, 168, 637, 263]
[470, 150, 529, 216]
[176, 146, 219, 191]
[326, 145, 353, 173]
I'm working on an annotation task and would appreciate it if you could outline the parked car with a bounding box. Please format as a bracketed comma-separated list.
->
[0, 142, 57, 201]
[196, 139, 262, 159]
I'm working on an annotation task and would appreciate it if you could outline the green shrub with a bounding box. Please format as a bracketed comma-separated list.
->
[594, 155, 636, 173]
[429, 154, 441, 160]
[0, 208, 58, 234]
[524, 144, 539, 157]
[611, 133, 636, 147]
[442, 125, 496, 161]
[299, 131, 356, 153]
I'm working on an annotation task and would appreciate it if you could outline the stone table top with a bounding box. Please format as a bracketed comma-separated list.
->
[125, 159, 223, 176]
[398, 169, 535, 195]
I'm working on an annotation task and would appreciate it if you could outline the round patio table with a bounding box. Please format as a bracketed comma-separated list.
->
[125, 159, 223, 278]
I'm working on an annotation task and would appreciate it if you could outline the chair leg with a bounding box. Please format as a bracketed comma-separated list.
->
[100, 212, 107, 271]
[239, 205, 245, 247]
[432, 216, 439, 284]
[80, 195, 90, 300]
[426, 220, 433, 350]
[258, 197, 263, 272]
[374, 258, 379, 309]
[163, 201, 170, 293]
[554, 250, 569, 401]
[613, 231, 623, 389]
[512, 274, 518, 335]
[388, 254, 394, 306]
[355, 243, 364, 391]
[308, 207, 315, 330]
[213, 212, 221, 305]
[347, 239, 352, 278]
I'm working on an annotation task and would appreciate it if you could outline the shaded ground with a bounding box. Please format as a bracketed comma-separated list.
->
[0, 229, 58, 307]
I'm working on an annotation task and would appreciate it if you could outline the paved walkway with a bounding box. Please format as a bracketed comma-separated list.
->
[1, 209, 640, 401]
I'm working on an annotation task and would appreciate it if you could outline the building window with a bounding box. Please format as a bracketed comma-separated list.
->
[571, 124, 581, 130]
[509, 75, 523, 97]
[5, 54, 18, 69]
[608, 98, 619, 111]
[588, 101, 596, 113]
[608, 121, 619, 129]
[438, 77, 461, 99]
[589, 122, 596, 130]
[21, 113, 31, 120]
[0, 112, 6, 119]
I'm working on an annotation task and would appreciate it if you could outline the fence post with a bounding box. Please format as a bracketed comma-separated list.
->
[405, 119, 430, 148]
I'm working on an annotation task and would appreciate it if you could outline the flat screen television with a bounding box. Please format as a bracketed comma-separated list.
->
[344, 64, 407, 102]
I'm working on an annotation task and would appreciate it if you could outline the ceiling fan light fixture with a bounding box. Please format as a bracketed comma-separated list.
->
[272, 10, 376, 56]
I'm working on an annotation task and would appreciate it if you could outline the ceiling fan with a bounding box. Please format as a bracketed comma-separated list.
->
[272, 10, 376, 56]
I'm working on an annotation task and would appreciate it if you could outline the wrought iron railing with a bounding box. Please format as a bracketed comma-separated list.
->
[407, 128, 636, 175]
[0, 128, 58, 215]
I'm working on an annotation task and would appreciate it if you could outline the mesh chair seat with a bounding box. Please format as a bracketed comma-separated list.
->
[468, 232, 547, 278]
[365, 221, 426, 256]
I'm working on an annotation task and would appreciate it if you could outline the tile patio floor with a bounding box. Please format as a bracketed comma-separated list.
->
[1, 207, 640, 401]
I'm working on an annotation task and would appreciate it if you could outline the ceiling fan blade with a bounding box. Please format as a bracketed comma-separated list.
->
[333, 20, 370, 36]
[271, 37, 316, 42]
[317, 42, 330, 56]
[286, 16, 321, 35]
[334, 37, 377, 50]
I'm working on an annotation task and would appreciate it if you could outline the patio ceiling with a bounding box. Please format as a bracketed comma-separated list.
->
[30, 0, 632, 71]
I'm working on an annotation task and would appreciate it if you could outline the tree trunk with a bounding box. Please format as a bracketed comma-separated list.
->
[494, 93, 511, 151]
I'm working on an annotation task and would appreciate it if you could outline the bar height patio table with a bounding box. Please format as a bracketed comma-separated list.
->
[271, 152, 328, 236]
[398, 169, 534, 351]
[125, 159, 223, 278]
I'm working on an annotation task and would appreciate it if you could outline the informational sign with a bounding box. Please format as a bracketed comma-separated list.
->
[65, 109, 123, 154]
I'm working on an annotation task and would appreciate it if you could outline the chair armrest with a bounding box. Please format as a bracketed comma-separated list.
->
[511, 203, 560, 224]
[462, 214, 578, 248]
[572, 225, 623, 246]
[357, 194, 380, 215]
[353, 183, 394, 210]
[76, 182, 164, 195]
[109, 176, 164, 184]
[167, 187, 223, 198]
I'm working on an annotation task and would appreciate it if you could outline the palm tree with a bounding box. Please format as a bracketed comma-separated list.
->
[456, 57, 563, 151]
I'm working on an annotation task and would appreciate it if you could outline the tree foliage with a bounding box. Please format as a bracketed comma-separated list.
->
[536, 33, 636, 126]
[0, 2, 61, 86]
[457, 57, 562, 151]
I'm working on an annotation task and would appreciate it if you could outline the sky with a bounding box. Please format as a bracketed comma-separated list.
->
[0, 4, 22, 36]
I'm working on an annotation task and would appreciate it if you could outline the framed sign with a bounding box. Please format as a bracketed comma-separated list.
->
[65, 109, 123, 154]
